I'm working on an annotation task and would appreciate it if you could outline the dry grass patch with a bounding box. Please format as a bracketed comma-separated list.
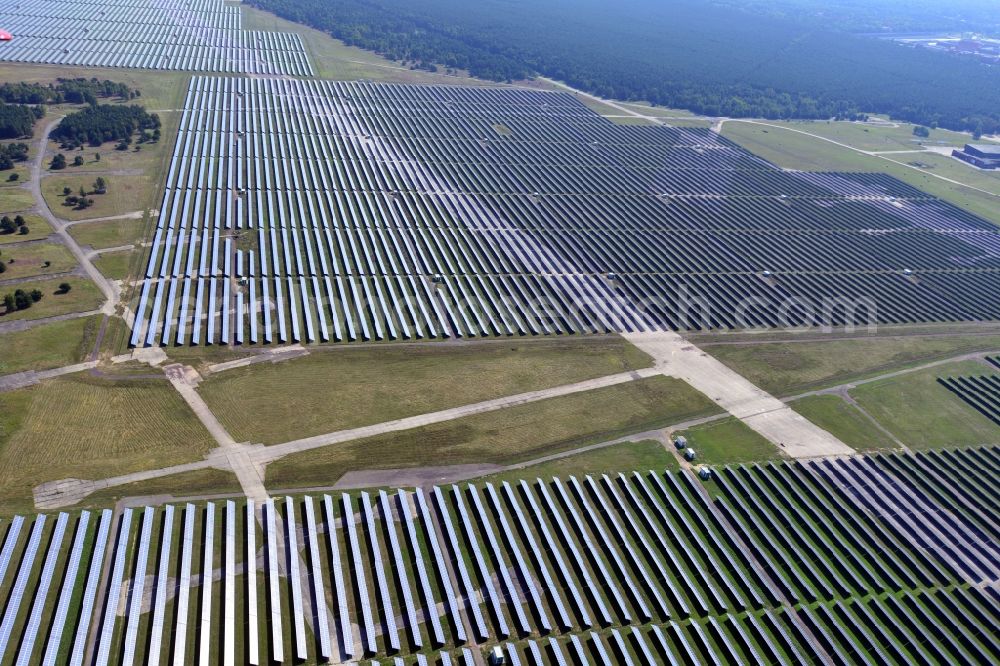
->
[0, 373, 217, 514]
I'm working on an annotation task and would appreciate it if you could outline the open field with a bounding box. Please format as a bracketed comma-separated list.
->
[92, 250, 134, 281]
[475, 438, 679, 486]
[0, 373, 217, 513]
[200, 337, 653, 445]
[0, 314, 100, 376]
[42, 175, 153, 221]
[703, 332, 1000, 395]
[850, 360, 999, 450]
[0, 241, 76, 280]
[265, 375, 719, 488]
[675, 417, 781, 465]
[756, 119, 970, 153]
[722, 121, 1000, 226]
[881, 150, 1000, 195]
[0, 214, 52, 244]
[0, 187, 35, 213]
[0, 276, 102, 322]
[68, 215, 147, 249]
[789, 394, 899, 453]
[1, 446, 996, 664]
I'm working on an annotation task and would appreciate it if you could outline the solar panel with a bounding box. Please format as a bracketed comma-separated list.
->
[199, 502, 216, 666]
[147, 505, 175, 666]
[432, 486, 488, 641]
[467, 485, 531, 636]
[360, 492, 399, 650]
[481, 482, 551, 632]
[322, 495, 352, 657]
[14, 512, 67, 666]
[0, 515, 44, 658]
[541, 477, 615, 624]
[42, 511, 91, 666]
[68, 509, 112, 666]
[224, 501, 237, 666]
[342, 493, 376, 654]
[173, 504, 196, 666]
[414, 488, 466, 643]
[514, 480, 585, 628]
[450, 485, 509, 637]
[264, 499, 284, 663]
[246, 500, 259, 666]
[282, 497, 308, 660]
[0, 516, 24, 585]
[123, 507, 156, 666]
[377, 491, 421, 647]
[303, 496, 332, 659]
[396, 489, 443, 645]
[95, 509, 134, 666]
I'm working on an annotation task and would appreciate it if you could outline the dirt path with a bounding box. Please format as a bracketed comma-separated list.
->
[623, 331, 854, 458]
[25, 117, 128, 323]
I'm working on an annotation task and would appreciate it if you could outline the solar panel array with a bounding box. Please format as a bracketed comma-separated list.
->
[0, 0, 312, 75]
[939, 359, 1000, 425]
[0, 446, 995, 663]
[131, 76, 1000, 346]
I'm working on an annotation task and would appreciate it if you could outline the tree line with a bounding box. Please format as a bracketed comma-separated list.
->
[0, 78, 139, 106]
[0, 103, 44, 139]
[246, 0, 1000, 134]
[51, 105, 160, 149]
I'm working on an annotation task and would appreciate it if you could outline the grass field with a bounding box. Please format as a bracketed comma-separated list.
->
[674, 417, 782, 465]
[703, 333, 1000, 395]
[881, 150, 1000, 196]
[93, 250, 134, 281]
[722, 121, 1000, 227]
[0, 215, 52, 244]
[199, 337, 654, 445]
[0, 314, 100, 376]
[68, 215, 146, 249]
[265, 375, 719, 488]
[0, 241, 76, 280]
[850, 360, 999, 450]
[42, 175, 152, 221]
[81, 468, 242, 507]
[0, 276, 102, 321]
[475, 438, 678, 486]
[0, 187, 35, 213]
[0, 373, 217, 514]
[753, 119, 969, 153]
[790, 394, 899, 453]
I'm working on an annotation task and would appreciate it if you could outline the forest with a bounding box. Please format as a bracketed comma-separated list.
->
[246, 0, 1000, 134]
[51, 105, 160, 148]
[0, 103, 44, 139]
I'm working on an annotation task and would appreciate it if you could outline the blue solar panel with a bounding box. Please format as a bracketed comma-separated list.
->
[172, 504, 197, 666]
[147, 505, 175, 666]
[322, 495, 352, 657]
[122, 507, 156, 666]
[378, 491, 421, 647]
[304, 497, 332, 659]
[282, 498, 308, 660]
[68, 509, 112, 666]
[14, 513, 67, 666]
[42, 512, 90, 666]
[95, 509, 134, 666]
